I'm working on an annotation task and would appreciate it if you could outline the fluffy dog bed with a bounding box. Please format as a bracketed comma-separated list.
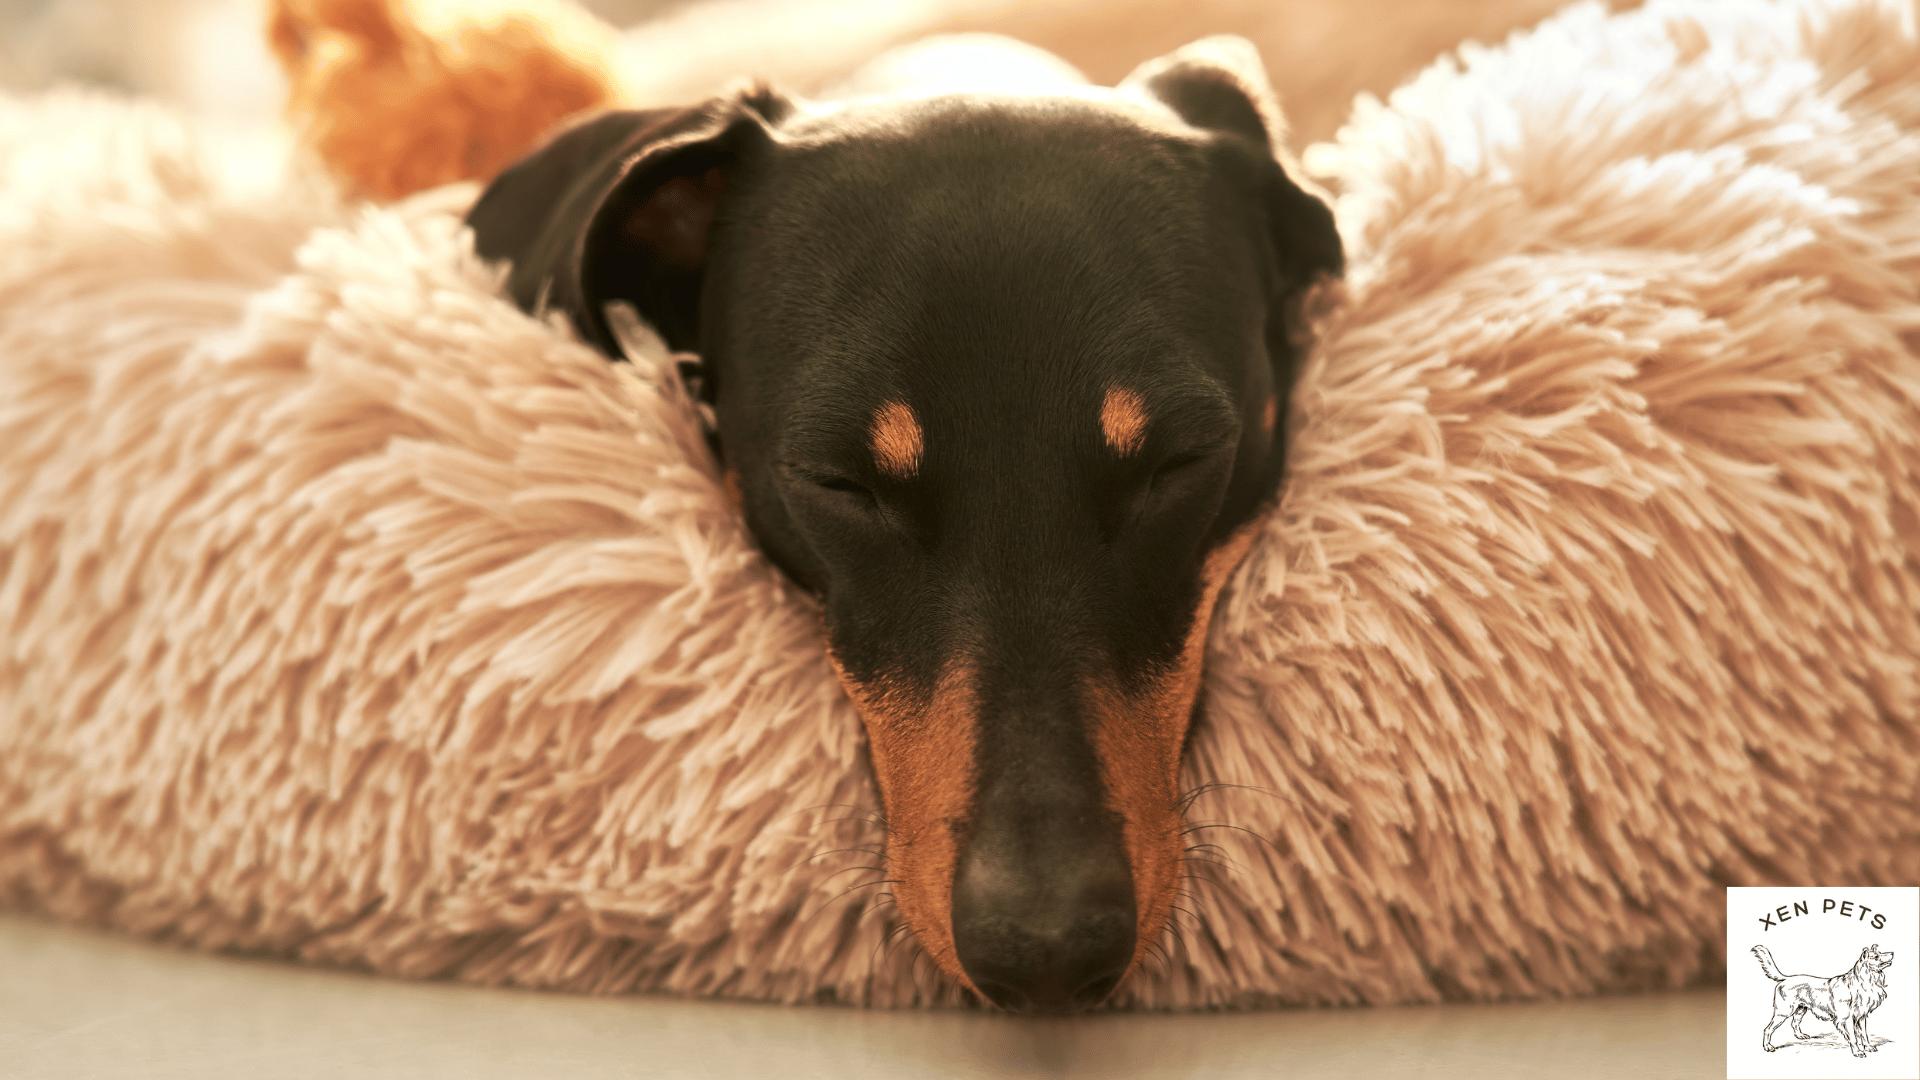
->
[3, 0, 1917, 1008]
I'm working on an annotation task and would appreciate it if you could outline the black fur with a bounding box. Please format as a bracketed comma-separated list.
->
[467, 65, 1341, 1012]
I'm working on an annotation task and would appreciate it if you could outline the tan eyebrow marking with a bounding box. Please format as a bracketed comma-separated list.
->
[1100, 387, 1149, 457]
[869, 400, 924, 478]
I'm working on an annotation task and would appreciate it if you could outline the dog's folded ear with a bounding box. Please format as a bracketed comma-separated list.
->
[1122, 35, 1285, 153]
[1122, 36, 1342, 295]
[466, 85, 791, 356]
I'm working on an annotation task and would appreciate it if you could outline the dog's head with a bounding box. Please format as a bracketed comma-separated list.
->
[467, 37, 1341, 1012]
[1860, 944, 1895, 974]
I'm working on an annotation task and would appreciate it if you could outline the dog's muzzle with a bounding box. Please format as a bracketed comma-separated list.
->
[948, 791, 1136, 1013]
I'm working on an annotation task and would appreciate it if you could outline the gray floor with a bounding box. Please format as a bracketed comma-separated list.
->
[0, 915, 1724, 1080]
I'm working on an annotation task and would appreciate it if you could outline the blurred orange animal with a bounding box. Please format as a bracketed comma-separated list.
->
[269, 0, 622, 200]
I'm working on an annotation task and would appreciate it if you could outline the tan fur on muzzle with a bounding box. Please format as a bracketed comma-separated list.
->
[1087, 526, 1261, 974]
[827, 657, 980, 988]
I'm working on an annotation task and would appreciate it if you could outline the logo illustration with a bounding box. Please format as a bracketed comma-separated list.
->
[1727, 886, 1919, 1080]
[1752, 943, 1895, 1057]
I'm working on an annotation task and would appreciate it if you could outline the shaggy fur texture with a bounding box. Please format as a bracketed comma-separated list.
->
[3, 0, 1919, 1008]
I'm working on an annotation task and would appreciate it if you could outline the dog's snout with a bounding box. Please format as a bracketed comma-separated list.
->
[951, 872, 1134, 1013]
[950, 815, 1135, 1014]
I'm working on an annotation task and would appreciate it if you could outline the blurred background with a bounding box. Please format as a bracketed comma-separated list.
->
[0, 0, 678, 130]
[0, 0, 1601, 152]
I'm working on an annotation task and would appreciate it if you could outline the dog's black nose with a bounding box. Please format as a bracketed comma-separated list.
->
[950, 820, 1136, 1014]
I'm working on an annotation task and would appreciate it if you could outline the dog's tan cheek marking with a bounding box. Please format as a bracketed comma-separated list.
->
[869, 401, 924, 479]
[1101, 387, 1149, 457]
[722, 468, 744, 511]
[1088, 523, 1261, 973]
[827, 652, 978, 990]
[1261, 394, 1278, 437]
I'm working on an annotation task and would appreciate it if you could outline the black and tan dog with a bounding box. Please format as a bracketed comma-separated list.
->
[1754, 944, 1896, 1056]
[466, 35, 1341, 1013]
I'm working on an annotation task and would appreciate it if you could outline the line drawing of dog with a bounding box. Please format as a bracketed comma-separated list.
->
[1752, 943, 1896, 1057]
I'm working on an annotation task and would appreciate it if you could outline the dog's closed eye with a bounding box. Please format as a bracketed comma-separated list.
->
[1106, 448, 1232, 541]
[812, 474, 873, 498]
[780, 463, 879, 508]
[1140, 451, 1223, 510]
[1152, 451, 1215, 482]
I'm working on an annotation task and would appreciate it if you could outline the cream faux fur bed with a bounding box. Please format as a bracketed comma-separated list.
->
[3, 0, 1918, 1009]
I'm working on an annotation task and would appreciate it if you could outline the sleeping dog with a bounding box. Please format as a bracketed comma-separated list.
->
[1753, 944, 1896, 1056]
[466, 35, 1342, 1013]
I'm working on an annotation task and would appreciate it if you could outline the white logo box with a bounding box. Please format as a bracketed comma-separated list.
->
[1727, 886, 1918, 1080]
